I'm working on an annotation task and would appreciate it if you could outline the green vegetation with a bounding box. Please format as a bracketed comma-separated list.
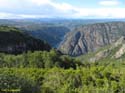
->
[26, 26, 70, 47]
[1, 25, 125, 93]
[0, 49, 80, 69]
[0, 26, 51, 54]
[0, 48, 125, 93]
[1, 60, 125, 93]
[0, 26, 21, 32]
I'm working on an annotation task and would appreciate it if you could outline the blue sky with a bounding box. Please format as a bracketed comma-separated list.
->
[55, 0, 124, 8]
[0, 0, 124, 19]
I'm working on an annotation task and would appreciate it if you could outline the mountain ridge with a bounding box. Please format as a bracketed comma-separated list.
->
[76, 36, 125, 63]
[59, 21, 125, 56]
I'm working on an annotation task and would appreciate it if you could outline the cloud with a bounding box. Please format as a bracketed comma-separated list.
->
[0, 0, 124, 19]
[72, 8, 125, 18]
[30, 0, 51, 5]
[31, 0, 74, 11]
[99, 0, 120, 6]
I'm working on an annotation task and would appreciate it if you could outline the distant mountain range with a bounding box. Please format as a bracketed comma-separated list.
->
[0, 19, 125, 47]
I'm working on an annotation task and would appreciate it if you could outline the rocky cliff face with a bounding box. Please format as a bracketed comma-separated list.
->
[88, 36, 125, 62]
[59, 22, 125, 56]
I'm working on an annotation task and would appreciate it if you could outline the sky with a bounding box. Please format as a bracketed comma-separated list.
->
[0, 0, 124, 19]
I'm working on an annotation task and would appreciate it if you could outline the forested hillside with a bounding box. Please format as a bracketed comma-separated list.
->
[0, 26, 51, 54]
[23, 26, 70, 47]
[0, 19, 71, 47]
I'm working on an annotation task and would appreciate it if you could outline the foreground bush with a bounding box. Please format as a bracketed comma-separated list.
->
[0, 49, 81, 69]
[0, 62, 125, 93]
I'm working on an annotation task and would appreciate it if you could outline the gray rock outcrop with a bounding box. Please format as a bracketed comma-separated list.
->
[59, 22, 125, 56]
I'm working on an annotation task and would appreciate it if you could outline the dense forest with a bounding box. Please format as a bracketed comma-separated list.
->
[1, 46, 125, 93]
[1, 51, 125, 93]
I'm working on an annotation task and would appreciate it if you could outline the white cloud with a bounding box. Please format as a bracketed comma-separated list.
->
[74, 8, 125, 18]
[30, 0, 74, 11]
[30, 0, 52, 6]
[0, 0, 124, 19]
[99, 0, 120, 6]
